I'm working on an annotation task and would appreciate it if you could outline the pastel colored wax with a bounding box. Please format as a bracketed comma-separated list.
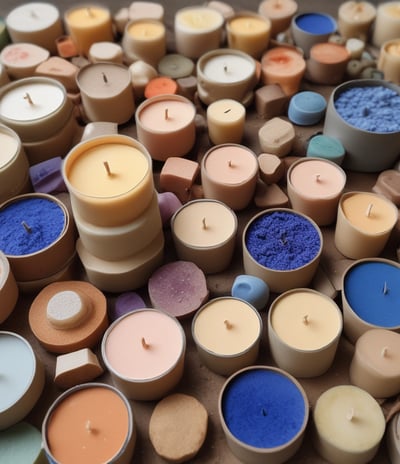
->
[287, 91, 327, 126]
[294, 13, 336, 34]
[0, 421, 45, 463]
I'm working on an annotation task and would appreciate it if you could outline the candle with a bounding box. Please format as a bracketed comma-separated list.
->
[350, 328, 400, 398]
[287, 157, 346, 226]
[174, 6, 224, 59]
[171, 199, 238, 274]
[192, 297, 262, 376]
[88, 41, 124, 64]
[306, 42, 351, 85]
[291, 12, 337, 56]
[268, 288, 343, 378]
[0, 251, 18, 324]
[337, 1, 376, 39]
[258, 0, 298, 37]
[226, 12, 271, 59]
[387, 412, 400, 464]
[201, 143, 258, 210]
[5, 2, 63, 54]
[0, 42, 49, 79]
[372, 169, 400, 206]
[0, 193, 75, 283]
[128, 60, 158, 100]
[260, 46, 306, 96]
[76, 63, 135, 125]
[377, 39, 400, 84]
[243, 208, 323, 293]
[334, 191, 398, 259]
[372, 1, 400, 48]
[29, 280, 108, 354]
[128, 1, 164, 21]
[0, 331, 45, 430]
[206, 98, 246, 145]
[101, 309, 186, 400]
[64, 5, 114, 57]
[62, 134, 154, 227]
[196, 48, 258, 106]
[43, 383, 136, 464]
[157, 53, 194, 79]
[122, 19, 166, 67]
[135, 94, 196, 161]
[312, 385, 385, 464]
[341, 258, 400, 343]
[219, 366, 309, 463]
[0, 422, 45, 463]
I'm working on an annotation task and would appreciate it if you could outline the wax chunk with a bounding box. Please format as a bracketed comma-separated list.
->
[34, 56, 79, 92]
[255, 84, 288, 119]
[157, 192, 183, 226]
[111, 291, 147, 321]
[254, 180, 289, 208]
[372, 170, 400, 206]
[258, 153, 285, 184]
[258, 117, 295, 157]
[159, 157, 200, 203]
[231, 274, 270, 310]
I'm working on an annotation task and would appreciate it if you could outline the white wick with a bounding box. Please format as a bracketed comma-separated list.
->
[346, 408, 355, 421]
[381, 346, 389, 358]
[383, 281, 389, 295]
[21, 221, 32, 233]
[85, 420, 92, 432]
[365, 203, 373, 217]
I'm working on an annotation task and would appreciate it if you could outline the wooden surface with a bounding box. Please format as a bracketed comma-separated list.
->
[1, 0, 399, 463]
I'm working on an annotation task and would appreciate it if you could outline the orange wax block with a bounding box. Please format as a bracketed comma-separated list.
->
[144, 76, 178, 99]
[160, 157, 200, 203]
[254, 180, 289, 208]
[55, 36, 78, 59]
[258, 153, 285, 184]
[372, 170, 400, 206]
[34, 56, 80, 92]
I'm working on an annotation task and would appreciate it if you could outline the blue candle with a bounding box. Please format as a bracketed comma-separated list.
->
[295, 13, 336, 35]
[220, 367, 308, 449]
[344, 260, 400, 328]
[0, 197, 65, 256]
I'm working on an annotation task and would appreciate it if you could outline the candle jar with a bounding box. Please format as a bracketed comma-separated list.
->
[372, 1, 400, 48]
[243, 208, 323, 294]
[171, 199, 237, 274]
[323, 78, 400, 172]
[0, 251, 18, 324]
[378, 39, 400, 84]
[337, 1, 376, 40]
[268, 288, 343, 378]
[334, 191, 398, 259]
[0, 331, 45, 430]
[196, 48, 258, 106]
[101, 308, 186, 401]
[287, 157, 347, 226]
[42, 383, 136, 464]
[341, 258, 400, 343]
[219, 366, 309, 464]
[306, 42, 351, 85]
[258, 0, 298, 37]
[192, 297, 263, 376]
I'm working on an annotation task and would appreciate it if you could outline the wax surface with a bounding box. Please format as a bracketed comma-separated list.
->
[138, 98, 195, 132]
[127, 21, 164, 39]
[202, 54, 255, 83]
[66, 6, 109, 27]
[222, 369, 306, 448]
[77, 63, 131, 98]
[0, 131, 17, 167]
[229, 16, 270, 34]
[6, 3, 59, 31]
[0, 422, 43, 464]
[176, 8, 222, 31]
[295, 13, 336, 34]
[344, 261, 400, 327]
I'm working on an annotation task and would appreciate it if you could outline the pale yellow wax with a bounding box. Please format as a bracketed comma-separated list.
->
[127, 21, 165, 39]
[177, 8, 223, 31]
[193, 298, 261, 355]
[372, 1, 400, 47]
[386, 2, 400, 17]
[270, 290, 342, 350]
[206, 98, 246, 145]
[0, 132, 17, 168]
[227, 15, 271, 58]
[387, 42, 400, 55]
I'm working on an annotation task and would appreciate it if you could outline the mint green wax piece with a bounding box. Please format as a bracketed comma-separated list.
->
[307, 134, 345, 165]
[0, 422, 46, 464]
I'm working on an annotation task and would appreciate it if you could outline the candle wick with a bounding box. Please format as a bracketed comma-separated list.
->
[21, 221, 32, 233]
[102, 72, 108, 83]
[165, 108, 169, 120]
[381, 346, 389, 358]
[261, 408, 267, 416]
[223, 64, 228, 73]
[224, 108, 231, 114]
[303, 314, 309, 325]
[365, 203, 373, 217]
[103, 161, 112, 176]
[228, 160, 233, 167]
[86, 7, 93, 17]
[315, 173, 321, 182]
[383, 281, 389, 295]
[280, 234, 287, 245]
[85, 420, 92, 433]
[202, 217, 207, 229]
[30, 10, 38, 18]
[23, 93, 34, 105]
[141, 337, 150, 349]
[224, 319, 233, 330]
[346, 408, 355, 422]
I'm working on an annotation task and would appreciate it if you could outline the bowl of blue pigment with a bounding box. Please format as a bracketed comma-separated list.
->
[323, 79, 400, 173]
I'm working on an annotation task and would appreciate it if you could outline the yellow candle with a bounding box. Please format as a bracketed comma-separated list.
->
[372, 1, 400, 47]
[206, 98, 246, 145]
[378, 39, 400, 84]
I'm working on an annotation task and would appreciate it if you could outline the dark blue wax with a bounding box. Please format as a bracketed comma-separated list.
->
[295, 13, 336, 35]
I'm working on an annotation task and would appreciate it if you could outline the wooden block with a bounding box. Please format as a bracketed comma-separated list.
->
[255, 84, 288, 119]
[35, 56, 79, 92]
[54, 348, 104, 389]
[159, 157, 200, 203]
[254, 180, 289, 208]
[258, 153, 285, 184]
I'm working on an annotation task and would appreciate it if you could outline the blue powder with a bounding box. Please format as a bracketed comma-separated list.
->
[295, 13, 336, 34]
[222, 369, 306, 448]
[334, 86, 400, 133]
[0, 198, 65, 255]
[245, 211, 321, 270]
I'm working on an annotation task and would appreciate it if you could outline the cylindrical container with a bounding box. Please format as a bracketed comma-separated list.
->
[313, 385, 385, 464]
[101, 309, 186, 401]
[334, 191, 398, 259]
[0, 331, 45, 430]
[42, 383, 136, 464]
[287, 157, 347, 226]
[258, 0, 298, 37]
[192, 297, 263, 376]
[323, 79, 400, 172]
[135, 94, 196, 161]
[268, 288, 343, 378]
[341, 258, 400, 343]
[377, 38, 400, 84]
[219, 366, 309, 464]
[0, 251, 18, 324]
[372, 1, 400, 48]
[206, 98, 246, 145]
[171, 199, 237, 274]
[243, 208, 323, 294]
[0, 43, 49, 80]
[62, 134, 154, 227]
[201, 143, 259, 211]
[337, 1, 376, 39]
[306, 42, 351, 85]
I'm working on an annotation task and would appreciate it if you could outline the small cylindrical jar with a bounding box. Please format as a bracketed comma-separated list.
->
[337, 1, 376, 39]
[372, 1, 400, 48]
[377, 38, 400, 84]
[258, 0, 298, 37]
[306, 42, 351, 85]
[206, 98, 246, 145]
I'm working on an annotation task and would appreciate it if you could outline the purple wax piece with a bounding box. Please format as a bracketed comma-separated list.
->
[29, 157, 67, 194]
[110, 291, 147, 321]
[157, 191, 183, 227]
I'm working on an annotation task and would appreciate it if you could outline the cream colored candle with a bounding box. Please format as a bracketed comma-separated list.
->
[350, 328, 400, 398]
[206, 98, 246, 145]
[88, 41, 124, 64]
[201, 143, 259, 210]
[258, 0, 298, 37]
[287, 157, 346, 226]
[372, 1, 400, 47]
[268, 288, 342, 378]
[64, 5, 114, 56]
[313, 385, 385, 464]
[171, 199, 237, 274]
[62, 134, 154, 227]
[122, 19, 166, 67]
[192, 297, 262, 376]
[76, 63, 135, 125]
[0, 43, 49, 80]
[174, 6, 224, 59]
[0, 252, 18, 325]
[334, 191, 398, 259]
[101, 309, 186, 400]
[135, 94, 196, 161]
[378, 39, 400, 84]
[226, 12, 271, 59]
[338, 1, 376, 39]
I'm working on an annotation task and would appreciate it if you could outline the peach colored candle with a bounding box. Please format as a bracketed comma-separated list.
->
[258, 0, 298, 36]
[337, 1, 376, 39]
[307, 42, 351, 85]
[201, 144, 258, 210]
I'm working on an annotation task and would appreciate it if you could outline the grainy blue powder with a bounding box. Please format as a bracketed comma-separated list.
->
[334, 86, 400, 133]
[245, 211, 321, 271]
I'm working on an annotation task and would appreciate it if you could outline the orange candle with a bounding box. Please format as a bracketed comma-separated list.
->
[307, 42, 351, 85]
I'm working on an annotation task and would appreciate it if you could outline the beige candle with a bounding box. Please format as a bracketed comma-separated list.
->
[378, 39, 400, 84]
[372, 1, 400, 47]
[306, 42, 351, 85]
[337, 1, 376, 39]
[258, 0, 298, 37]
[0, 43, 49, 80]
[206, 98, 246, 145]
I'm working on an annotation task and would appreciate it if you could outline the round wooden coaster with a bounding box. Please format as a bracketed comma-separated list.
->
[149, 393, 208, 463]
